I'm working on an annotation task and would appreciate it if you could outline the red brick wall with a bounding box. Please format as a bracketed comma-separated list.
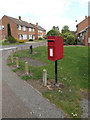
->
[77, 16, 90, 46]
[77, 17, 88, 34]
[0, 15, 46, 41]
[35, 27, 38, 40]
[0, 19, 2, 40]
[1, 16, 18, 39]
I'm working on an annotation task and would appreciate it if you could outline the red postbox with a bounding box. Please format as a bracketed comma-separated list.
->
[47, 36, 63, 61]
[47, 36, 63, 86]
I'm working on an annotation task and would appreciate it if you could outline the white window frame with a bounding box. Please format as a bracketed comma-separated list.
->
[19, 34, 22, 40]
[23, 34, 27, 40]
[29, 34, 32, 39]
[29, 28, 32, 32]
[33, 28, 35, 32]
[80, 33, 82, 37]
[88, 37, 90, 43]
[2, 25, 4, 30]
[18, 25, 21, 30]
[23, 26, 26, 31]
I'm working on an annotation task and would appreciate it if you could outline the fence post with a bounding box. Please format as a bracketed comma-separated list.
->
[10, 52, 13, 63]
[12, 49, 14, 54]
[43, 69, 47, 86]
[16, 57, 19, 68]
[25, 62, 29, 75]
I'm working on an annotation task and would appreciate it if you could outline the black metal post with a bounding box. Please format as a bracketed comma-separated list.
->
[30, 45, 32, 54]
[55, 60, 57, 86]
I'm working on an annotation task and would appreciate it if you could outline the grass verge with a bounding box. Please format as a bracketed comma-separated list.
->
[8, 45, 88, 118]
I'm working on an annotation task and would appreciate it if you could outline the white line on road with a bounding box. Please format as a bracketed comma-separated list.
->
[0, 47, 17, 51]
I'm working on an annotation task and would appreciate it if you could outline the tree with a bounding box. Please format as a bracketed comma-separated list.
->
[47, 29, 60, 36]
[61, 25, 70, 34]
[7, 23, 11, 36]
[52, 26, 59, 31]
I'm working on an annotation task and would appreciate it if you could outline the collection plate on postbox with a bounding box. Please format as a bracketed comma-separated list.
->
[47, 36, 63, 61]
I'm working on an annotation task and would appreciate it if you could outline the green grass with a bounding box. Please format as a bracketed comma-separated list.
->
[10, 46, 88, 118]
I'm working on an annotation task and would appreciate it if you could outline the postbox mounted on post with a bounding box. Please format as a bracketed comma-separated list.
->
[47, 36, 63, 86]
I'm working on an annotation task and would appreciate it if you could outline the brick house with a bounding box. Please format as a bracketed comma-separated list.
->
[76, 16, 90, 46]
[0, 15, 46, 41]
[30, 23, 46, 40]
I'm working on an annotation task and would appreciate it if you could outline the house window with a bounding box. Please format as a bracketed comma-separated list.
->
[23, 34, 27, 40]
[82, 34, 84, 40]
[2, 25, 4, 30]
[23, 26, 26, 31]
[40, 35, 42, 38]
[33, 35, 35, 40]
[80, 33, 82, 37]
[18, 25, 21, 30]
[29, 28, 32, 32]
[29, 35, 32, 39]
[18, 34, 22, 40]
[33, 28, 35, 32]
[0, 26, 1, 30]
[88, 37, 90, 43]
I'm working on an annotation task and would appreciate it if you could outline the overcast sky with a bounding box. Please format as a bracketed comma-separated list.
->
[0, 0, 89, 32]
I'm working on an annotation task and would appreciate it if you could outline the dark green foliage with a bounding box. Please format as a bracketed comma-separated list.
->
[7, 36, 17, 43]
[29, 39, 33, 41]
[61, 25, 70, 34]
[67, 34, 77, 45]
[62, 32, 77, 45]
[47, 29, 60, 36]
[7, 23, 11, 36]
[39, 37, 42, 40]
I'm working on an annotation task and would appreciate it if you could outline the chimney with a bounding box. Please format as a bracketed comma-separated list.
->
[85, 16, 87, 19]
[19, 16, 21, 20]
[36, 23, 38, 26]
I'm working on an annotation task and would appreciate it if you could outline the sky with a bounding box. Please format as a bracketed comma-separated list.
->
[0, 0, 89, 32]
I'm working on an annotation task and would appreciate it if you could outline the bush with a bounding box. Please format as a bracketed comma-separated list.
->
[66, 35, 75, 45]
[2, 39, 8, 45]
[7, 36, 17, 43]
[18, 40, 25, 43]
[39, 37, 42, 40]
[29, 39, 33, 41]
[62, 32, 77, 45]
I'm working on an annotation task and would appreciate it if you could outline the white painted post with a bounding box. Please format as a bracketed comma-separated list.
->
[25, 62, 29, 75]
[12, 49, 14, 54]
[16, 57, 19, 68]
[43, 69, 47, 86]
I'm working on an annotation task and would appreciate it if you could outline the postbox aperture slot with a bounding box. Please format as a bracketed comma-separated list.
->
[50, 48, 53, 57]
[48, 40, 54, 42]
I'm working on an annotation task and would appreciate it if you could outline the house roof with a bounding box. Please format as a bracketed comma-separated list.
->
[76, 16, 90, 27]
[30, 23, 46, 31]
[4, 15, 34, 28]
[37, 25, 46, 31]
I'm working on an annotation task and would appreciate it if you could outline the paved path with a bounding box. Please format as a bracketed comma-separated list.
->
[1, 42, 66, 118]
